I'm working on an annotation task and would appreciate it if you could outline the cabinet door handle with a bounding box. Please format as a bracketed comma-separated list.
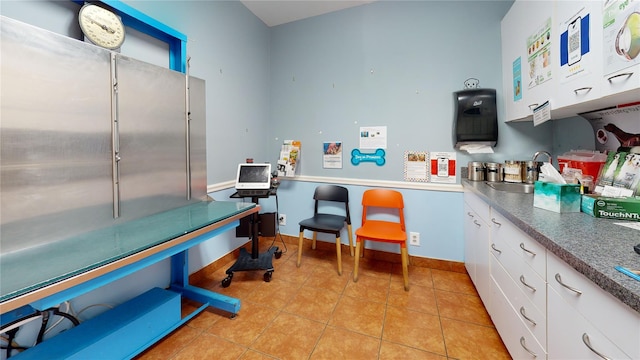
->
[554, 273, 583, 295]
[573, 87, 592, 94]
[528, 103, 539, 110]
[519, 242, 536, 256]
[519, 336, 537, 358]
[519, 306, 537, 326]
[473, 220, 481, 227]
[467, 212, 474, 218]
[491, 218, 502, 227]
[519, 275, 536, 292]
[607, 72, 633, 82]
[582, 333, 611, 360]
[491, 243, 502, 254]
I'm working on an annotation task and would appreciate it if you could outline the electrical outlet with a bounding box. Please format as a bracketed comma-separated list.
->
[409, 232, 420, 246]
[279, 214, 286, 226]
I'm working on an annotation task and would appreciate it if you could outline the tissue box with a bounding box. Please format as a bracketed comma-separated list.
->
[533, 181, 581, 213]
[581, 195, 640, 221]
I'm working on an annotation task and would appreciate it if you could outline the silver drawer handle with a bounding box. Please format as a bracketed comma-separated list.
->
[491, 218, 502, 227]
[519, 306, 537, 326]
[473, 220, 481, 227]
[555, 273, 583, 295]
[467, 212, 474, 218]
[491, 243, 502, 254]
[528, 103, 539, 110]
[519, 243, 536, 256]
[582, 333, 611, 360]
[607, 72, 633, 82]
[519, 275, 536, 292]
[573, 86, 592, 94]
[519, 336, 537, 358]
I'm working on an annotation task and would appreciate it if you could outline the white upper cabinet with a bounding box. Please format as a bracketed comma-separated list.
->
[501, 0, 640, 122]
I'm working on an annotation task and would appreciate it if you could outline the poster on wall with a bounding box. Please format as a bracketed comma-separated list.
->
[559, 8, 592, 83]
[277, 140, 301, 177]
[512, 57, 523, 102]
[602, 0, 640, 76]
[359, 126, 387, 149]
[403, 151, 429, 182]
[323, 141, 343, 169]
[430, 152, 456, 184]
[580, 103, 640, 152]
[527, 17, 552, 90]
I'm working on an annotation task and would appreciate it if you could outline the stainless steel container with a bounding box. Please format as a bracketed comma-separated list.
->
[485, 162, 503, 182]
[504, 160, 523, 183]
[523, 160, 543, 184]
[468, 161, 485, 181]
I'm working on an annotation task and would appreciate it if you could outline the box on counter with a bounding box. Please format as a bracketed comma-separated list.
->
[581, 195, 640, 221]
[533, 181, 581, 213]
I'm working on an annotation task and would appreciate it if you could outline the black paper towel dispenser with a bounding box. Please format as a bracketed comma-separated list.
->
[453, 88, 498, 149]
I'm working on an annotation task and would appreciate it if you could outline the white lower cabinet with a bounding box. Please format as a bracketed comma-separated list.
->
[463, 191, 491, 305]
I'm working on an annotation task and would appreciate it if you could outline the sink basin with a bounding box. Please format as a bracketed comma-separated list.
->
[486, 182, 535, 194]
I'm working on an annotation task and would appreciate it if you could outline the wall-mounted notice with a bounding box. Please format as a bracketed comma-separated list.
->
[513, 57, 523, 102]
[527, 17, 552, 90]
[404, 151, 429, 182]
[430, 152, 456, 184]
[603, 0, 640, 75]
[323, 141, 343, 169]
[359, 126, 387, 149]
[277, 140, 301, 177]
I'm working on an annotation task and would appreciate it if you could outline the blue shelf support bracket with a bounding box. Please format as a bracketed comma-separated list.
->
[72, 0, 187, 73]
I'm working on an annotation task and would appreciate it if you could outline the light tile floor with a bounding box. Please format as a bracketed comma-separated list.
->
[136, 241, 511, 360]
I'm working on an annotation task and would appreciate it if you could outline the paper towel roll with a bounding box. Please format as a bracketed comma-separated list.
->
[459, 143, 494, 154]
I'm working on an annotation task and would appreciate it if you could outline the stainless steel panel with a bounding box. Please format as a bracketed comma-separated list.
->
[1, 17, 113, 253]
[189, 77, 207, 200]
[116, 55, 190, 218]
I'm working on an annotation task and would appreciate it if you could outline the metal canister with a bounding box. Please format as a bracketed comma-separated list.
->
[485, 162, 503, 182]
[523, 160, 542, 184]
[504, 160, 523, 183]
[468, 161, 485, 181]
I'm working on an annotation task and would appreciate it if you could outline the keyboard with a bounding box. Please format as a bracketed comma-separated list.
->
[235, 189, 272, 198]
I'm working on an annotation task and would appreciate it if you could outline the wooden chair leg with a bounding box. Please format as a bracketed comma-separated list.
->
[297, 231, 304, 267]
[312, 232, 317, 249]
[400, 245, 409, 291]
[335, 236, 342, 275]
[353, 239, 361, 282]
[346, 224, 354, 257]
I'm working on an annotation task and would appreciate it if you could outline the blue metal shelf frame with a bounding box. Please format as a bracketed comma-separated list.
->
[72, 0, 187, 73]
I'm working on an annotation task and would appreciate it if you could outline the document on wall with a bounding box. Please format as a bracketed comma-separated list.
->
[359, 126, 387, 149]
[404, 151, 429, 182]
[430, 152, 456, 184]
[277, 140, 301, 177]
[323, 141, 343, 169]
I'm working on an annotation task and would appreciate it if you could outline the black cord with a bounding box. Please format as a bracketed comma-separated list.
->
[35, 310, 49, 345]
[272, 192, 288, 254]
[4, 328, 20, 359]
[51, 308, 80, 327]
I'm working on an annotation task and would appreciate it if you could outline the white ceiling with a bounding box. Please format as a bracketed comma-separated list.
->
[241, 1, 374, 27]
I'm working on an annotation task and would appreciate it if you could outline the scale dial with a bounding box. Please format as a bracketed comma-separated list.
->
[78, 4, 125, 50]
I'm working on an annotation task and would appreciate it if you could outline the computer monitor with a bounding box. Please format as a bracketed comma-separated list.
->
[235, 163, 272, 190]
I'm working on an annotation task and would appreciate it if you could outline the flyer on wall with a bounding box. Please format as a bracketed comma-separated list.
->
[403, 151, 429, 182]
[323, 141, 343, 169]
[430, 152, 456, 184]
[359, 126, 387, 149]
[527, 17, 552, 89]
[603, 0, 640, 75]
[558, 6, 592, 83]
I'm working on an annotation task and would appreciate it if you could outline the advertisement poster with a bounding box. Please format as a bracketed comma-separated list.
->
[559, 8, 592, 83]
[430, 152, 456, 184]
[277, 140, 300, 177]
[603, 0, 640, 75]
[403, 151, 429, 182]
[513, 57, 522, 101]
[359, 126, 387, 149]
[527, 17, 552, 89]
[323, 141, 343, 169]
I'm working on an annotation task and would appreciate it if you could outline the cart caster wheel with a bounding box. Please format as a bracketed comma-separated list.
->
[275, 250, 282, 259]
[221, 274, 233, 288]
[264, 271, 273, 282]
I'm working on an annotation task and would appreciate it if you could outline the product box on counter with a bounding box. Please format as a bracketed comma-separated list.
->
[533, 181, 581, 213]
[581, 195, 640, 221]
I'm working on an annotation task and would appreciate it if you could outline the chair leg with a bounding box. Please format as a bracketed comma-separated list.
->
[400, 245, 409, 291]
[346, 224, 354, 257]
[312, 232, 317, 250]
[335, 236, 342, 276]
[297, 231, 304, 267]
[353, 239, 361, 282]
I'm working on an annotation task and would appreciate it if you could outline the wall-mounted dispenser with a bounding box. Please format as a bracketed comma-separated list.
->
[453, 88, 498, 150]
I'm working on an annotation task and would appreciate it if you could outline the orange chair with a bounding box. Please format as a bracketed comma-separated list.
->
[354, 189, 409, 290]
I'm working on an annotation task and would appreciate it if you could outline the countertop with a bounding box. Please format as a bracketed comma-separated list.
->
[462, 180, 640, 314]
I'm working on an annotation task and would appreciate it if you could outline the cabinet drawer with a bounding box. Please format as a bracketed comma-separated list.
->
[490, 277, 546, 360]
[548, 286, 631, 359]
[464, 190, 491, 224]
[491, 255, 546, 347]
[548, 253, 640, 359]
[491, 211, 546, 278]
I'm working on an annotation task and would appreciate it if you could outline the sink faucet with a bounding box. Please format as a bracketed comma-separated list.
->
[533, 151, 553, 165]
